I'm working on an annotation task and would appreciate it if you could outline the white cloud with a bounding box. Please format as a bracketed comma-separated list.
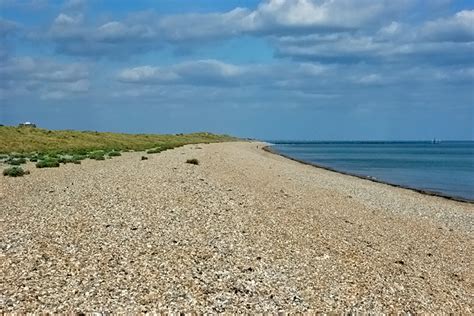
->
[0, 56, 90, 100]
[274, 10, 474, 64]
[118, 60, 244, 85]
[53, 13, 83, 26]
[118, 66, 179, 83]
[247, 0, 407, 31]
[41, 1, 417, 57]
[420, 10, 474, 42]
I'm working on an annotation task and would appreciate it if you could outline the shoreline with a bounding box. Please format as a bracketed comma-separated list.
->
[263, 145, 474, 204]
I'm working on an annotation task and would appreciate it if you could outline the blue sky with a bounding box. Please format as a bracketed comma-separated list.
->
[0, 0, 473, 140]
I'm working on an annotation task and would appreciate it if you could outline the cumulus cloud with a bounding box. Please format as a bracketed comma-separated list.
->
[2, 1, 473, 108]
[118, 60, 246, 86]
[0, 56, 90, 100]
[39, 0, 416, 58]
[0, 56, 88, 81]
[245, 0, 410, 32]
[24, 0, 469, 68]
[273, 9, 474, 64]
[420, 10, 474, 42]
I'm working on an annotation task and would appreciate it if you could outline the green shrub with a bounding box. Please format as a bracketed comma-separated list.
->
[47, 154, 60, 159]
[108, 151, 122, 157]
[10, 153, 27, 159]
[72, 154, 87, 161]
[186, 158, 199, 165]
[3, 166, 29, 177]
[161, 144, 177, 150]
[7, 157, 27, 165]
[29, 157, 38, 162]
[88, 151, 105, 160]
[146, 148, 163, 154]
[58, 157, 70, 164]
[36, 159, 60, 168]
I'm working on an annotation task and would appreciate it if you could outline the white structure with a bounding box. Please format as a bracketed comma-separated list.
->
[19, 122, 37, 128]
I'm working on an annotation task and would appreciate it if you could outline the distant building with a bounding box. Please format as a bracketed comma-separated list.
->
[19, 122, 37, 128]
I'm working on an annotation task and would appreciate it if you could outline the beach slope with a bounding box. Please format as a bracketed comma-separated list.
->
[1, 142, 473, 313]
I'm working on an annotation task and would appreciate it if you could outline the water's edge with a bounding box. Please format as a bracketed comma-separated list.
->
[263, 145, 474, 204]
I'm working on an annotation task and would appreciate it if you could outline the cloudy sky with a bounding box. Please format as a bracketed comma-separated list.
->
[1, 0, 473, 140]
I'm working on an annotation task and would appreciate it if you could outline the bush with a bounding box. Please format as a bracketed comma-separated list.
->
[72, 154, 87, 161]
[3, 166, 29, 177]
[108, 151, 122, 157]
[186, 158, 199, 165]
[29, 157, 38, 162]
[7, 157, 27, 165]
[10, 153, 27, 159]
[88, 152, 105, 160]
[36, 159, 60, 168]
[146, 148, 163, 154]
[58, 157, 72, 164]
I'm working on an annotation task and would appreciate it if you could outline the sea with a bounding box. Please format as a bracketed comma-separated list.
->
[270, 141, 474, 201]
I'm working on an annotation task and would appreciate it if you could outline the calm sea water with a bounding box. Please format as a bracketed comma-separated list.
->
[271, 141, 474, 201]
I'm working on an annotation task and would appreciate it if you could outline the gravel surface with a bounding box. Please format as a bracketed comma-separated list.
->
[1, 142, 473, 313]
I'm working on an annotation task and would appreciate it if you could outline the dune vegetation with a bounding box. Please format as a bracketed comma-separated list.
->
[0, 126, 237, 154]
[0, 126, 237, 174]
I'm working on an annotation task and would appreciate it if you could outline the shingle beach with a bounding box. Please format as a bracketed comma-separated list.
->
[1, 142, 473, 313]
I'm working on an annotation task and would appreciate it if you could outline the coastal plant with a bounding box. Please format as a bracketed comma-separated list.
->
[36, 159, 60, 168]
[72, 154, 87, 162]
[58, 157, 72, 164]
[88, 151, 106, 160]
[146, 148, 163, 154]
[3, 166, 29, 177]
[7, 157, 27, 165]
[108, 151, 122, 157]
[10, 153, 27, 159]
[186, 158, 199, 165]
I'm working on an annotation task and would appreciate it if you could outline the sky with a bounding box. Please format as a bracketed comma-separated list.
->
[0, 0, 473, 140]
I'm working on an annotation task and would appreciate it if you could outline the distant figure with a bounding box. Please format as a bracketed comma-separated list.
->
[18, 122, 37, 128]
